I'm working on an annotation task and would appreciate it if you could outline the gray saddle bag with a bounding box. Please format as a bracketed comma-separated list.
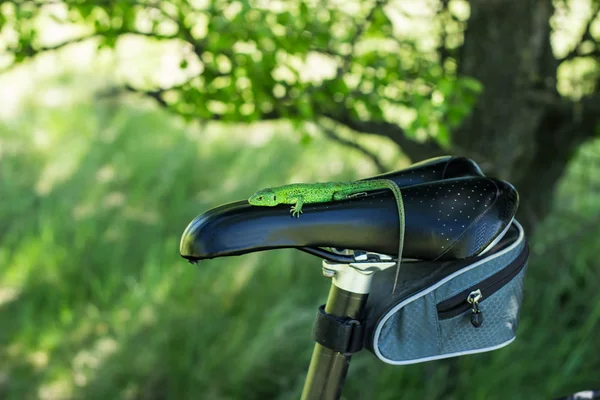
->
[364, 220, 529, 364]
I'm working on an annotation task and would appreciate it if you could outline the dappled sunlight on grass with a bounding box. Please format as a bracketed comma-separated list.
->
[39, 379, 72, 400]
[229, 254, 262, 298]
[0, 71, 391, 398]
[71, 336, 120, 386]
[0, 287, 20, 308]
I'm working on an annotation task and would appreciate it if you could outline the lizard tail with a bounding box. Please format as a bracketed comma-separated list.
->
[345, 178, 405, 295]
[388, 181, 405, 296]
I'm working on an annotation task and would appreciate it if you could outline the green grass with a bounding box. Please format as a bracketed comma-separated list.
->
[0, 86, 599, 400]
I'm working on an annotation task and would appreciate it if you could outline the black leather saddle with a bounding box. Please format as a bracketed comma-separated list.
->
[179, 156, 518, 264]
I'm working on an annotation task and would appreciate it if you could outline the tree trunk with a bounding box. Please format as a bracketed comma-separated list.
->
[453, 0, 597, 234]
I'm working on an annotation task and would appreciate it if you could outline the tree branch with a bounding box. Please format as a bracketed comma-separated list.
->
[343, 0, 389, 65]
[437, 0, 450, 69]
[10, 0, 181, 28]
[318, 123, 388, 172]
[323, 0, 443, 164]
[121, 80, 391, 171]
[124, 85, 169, 108]
[576, 93, 600, 136]
[306, 0, 389, 100]
[120, 75, 435, 169]
[4, 33, 98, 55]
[527, 89, 599, 152]
[580, 93, 600, 114]
[4, 30, 178, 54]
[0, 29, 180, 75]
[308, 0, 445, 163]
[0, 33, 98, 74]
[324, 113, 444, 161]
[559, 3, 600, 62]
[119, 82, 283, 122]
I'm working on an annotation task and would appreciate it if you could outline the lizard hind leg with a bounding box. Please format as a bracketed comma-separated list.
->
[332, 189, 368, 201]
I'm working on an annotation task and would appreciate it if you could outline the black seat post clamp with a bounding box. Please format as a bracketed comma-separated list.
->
[311, 304, 365, 355]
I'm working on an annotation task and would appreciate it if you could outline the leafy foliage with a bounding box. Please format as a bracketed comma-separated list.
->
[0, 0, 483, 146]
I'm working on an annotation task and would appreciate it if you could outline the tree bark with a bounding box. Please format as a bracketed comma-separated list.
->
[452, 0, 598, 234]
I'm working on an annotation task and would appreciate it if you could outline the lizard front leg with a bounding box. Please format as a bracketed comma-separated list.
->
[290, 196, 304, 218]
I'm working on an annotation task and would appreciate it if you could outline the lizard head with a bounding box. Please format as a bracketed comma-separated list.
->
[248, 188, 279, 206]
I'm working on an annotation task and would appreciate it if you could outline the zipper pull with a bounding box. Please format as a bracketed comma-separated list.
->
[467, 289, 483, 328]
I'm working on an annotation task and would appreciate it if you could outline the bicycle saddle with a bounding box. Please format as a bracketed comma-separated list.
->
[180, 157, 518, 262]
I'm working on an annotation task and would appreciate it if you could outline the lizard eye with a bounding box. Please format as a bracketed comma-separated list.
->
[257, 196, 263, 201]
[273, 195, 276, 201]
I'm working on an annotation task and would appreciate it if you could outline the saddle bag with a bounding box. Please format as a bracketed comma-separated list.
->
[363, 220, 529, 364]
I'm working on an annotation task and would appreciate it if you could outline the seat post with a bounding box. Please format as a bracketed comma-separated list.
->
[300, 256, 396, 400]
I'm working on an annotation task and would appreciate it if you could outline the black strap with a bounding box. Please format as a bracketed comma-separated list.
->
[311, 305, 364, 355]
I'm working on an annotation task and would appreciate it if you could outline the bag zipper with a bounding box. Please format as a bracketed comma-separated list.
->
[436, 244, 529, 327]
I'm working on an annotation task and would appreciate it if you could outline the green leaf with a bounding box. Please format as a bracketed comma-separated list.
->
[298, 98, 313, 119]
[277, 12, 292, 25]
[436, 124, 451, 147]
[0, 0, 465, 142]
[438, 77, 454, 97]
[103, 36, 117, 49]
[447, 109, 463, 126]
[365, 7, 393, 38]
[328, 79, 349, 96]
[371, 7, 391, 27]
[300, 131, 312, 146]
[290, 120, 311, 146]
[461, 77, 484, 93]
[299, 2, 309, 18]
[75, 3, 95, 19]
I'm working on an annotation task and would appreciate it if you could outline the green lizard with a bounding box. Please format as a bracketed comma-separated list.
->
[248, 179, 405, 294]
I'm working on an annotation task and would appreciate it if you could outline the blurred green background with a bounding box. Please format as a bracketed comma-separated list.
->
[1, 0, 600, 399]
